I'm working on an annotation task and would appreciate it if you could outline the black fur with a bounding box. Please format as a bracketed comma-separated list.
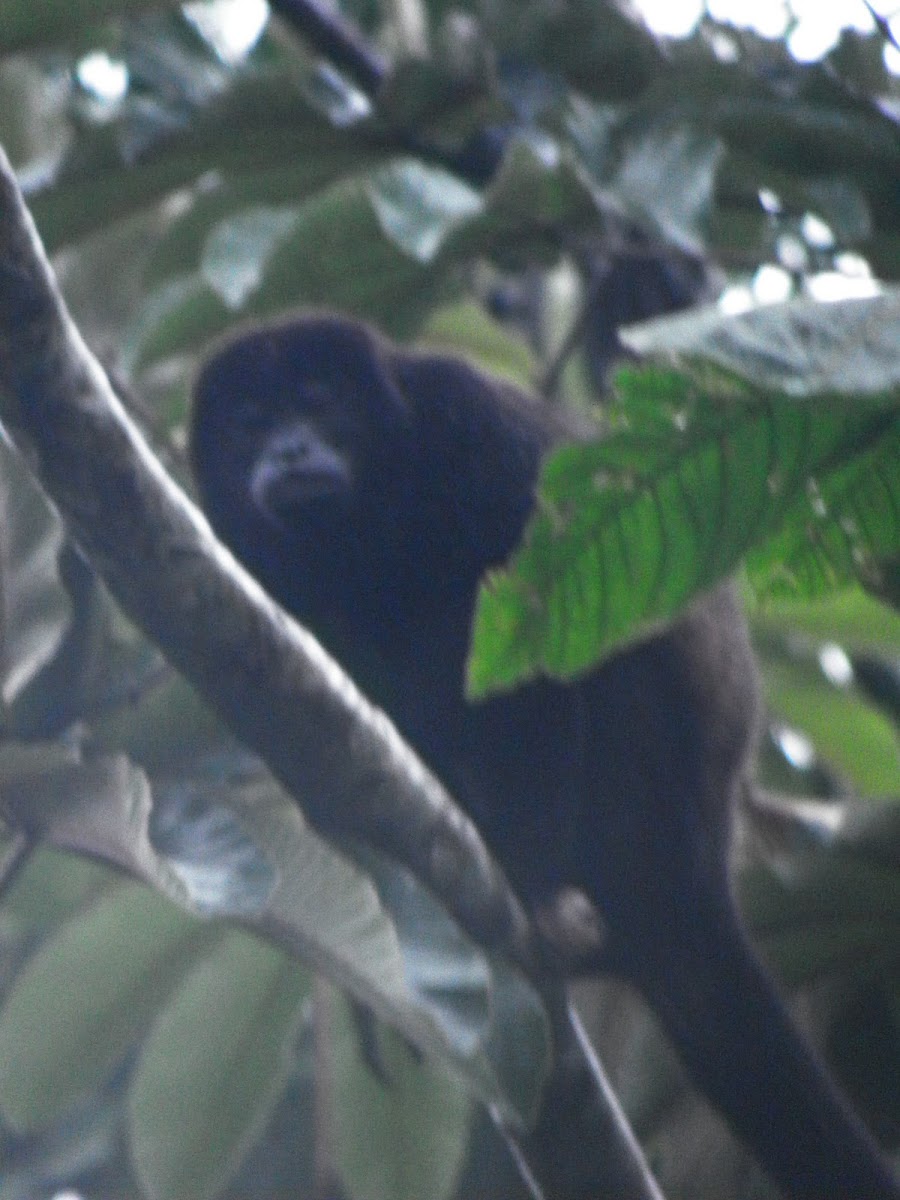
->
[191, 315, 899, 1199]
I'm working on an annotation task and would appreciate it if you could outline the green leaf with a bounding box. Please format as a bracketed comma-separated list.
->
[1, 846, 112, 930]
[0, 883, 211, 1130]
[130, 933, 310, 1200]
[746, 417, 900, 600]
[167, 775, 550, 1126]
[243, 180, 451, 331]
[470, 368, 898, 692]
[621, 290, 900, 398]
[31, 72, 384, 253]
[569, 100, 723, 252]
[761, 656, 900, 795]
[466, 136, 597, 265]
[143, 164, 379, 286]
[133, 180, 452, 363]
[201, 204, 304, 308]
[752, 589, 900, 659]
[741, 797, 900, 986]
[3, 749, 550, 1130]
[613, 123, 723, 253]
[0, 0, 155, 52]
[375, 55, 502, 144]
[484, 0, 660, 101]
[127, 274, 230, 370]
[423, 302, 537, 387]
[358, 852, 550, 1121]
[369, 160, 482, 264]
[91, 671, 229, 775]
[331, 990, 472, 1200]
[0, 57, 70, 169]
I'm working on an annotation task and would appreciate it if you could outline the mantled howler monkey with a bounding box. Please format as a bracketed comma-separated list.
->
[190, 314, 899, 1199]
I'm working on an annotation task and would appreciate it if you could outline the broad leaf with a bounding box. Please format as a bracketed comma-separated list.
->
[470, 367, 898, 691]
[331, 990, 472, 1200]
[0, 883, 214, 1129]
[130, 933, 310, 1200]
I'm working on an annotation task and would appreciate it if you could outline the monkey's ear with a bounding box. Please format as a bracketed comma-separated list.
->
[249, 418, 353, 524]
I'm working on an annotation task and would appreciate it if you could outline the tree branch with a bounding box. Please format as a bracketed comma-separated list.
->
[268, 0, 387, 95]
[0, 141, 530, 974]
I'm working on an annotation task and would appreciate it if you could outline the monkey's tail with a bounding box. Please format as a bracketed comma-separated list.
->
[639, 901, 900, 1199]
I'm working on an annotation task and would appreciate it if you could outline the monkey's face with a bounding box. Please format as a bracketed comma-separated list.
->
[191, 319, 427, 637]
[245, 401, 356, 527]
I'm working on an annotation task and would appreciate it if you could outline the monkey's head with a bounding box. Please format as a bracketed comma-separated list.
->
[190, 315, 556, 649]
